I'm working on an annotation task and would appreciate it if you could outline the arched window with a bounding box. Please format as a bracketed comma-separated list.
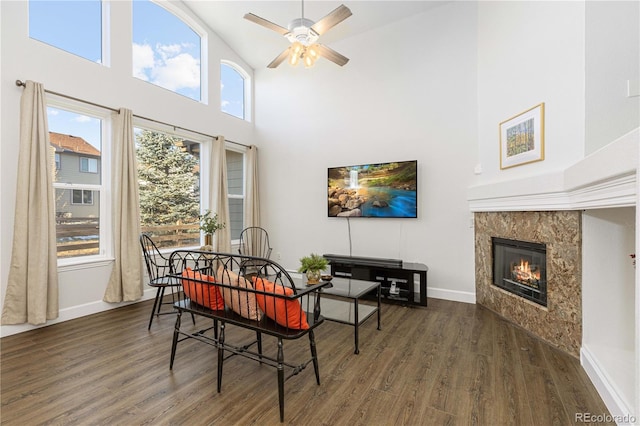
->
[132, 0, 203, 102]
[29, 0, 104, 64]
[221, 61, 250, 120]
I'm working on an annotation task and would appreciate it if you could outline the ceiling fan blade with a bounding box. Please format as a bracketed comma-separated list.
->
[267, 48, 291, 69]
[244, 13, 289, 36]
[315, 44, 349, 67]
[310, 4, 352, 35]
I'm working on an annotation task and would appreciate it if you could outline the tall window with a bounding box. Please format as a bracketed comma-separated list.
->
[226, 149, 244, 241]
[29, 0, 103, 64]
[136, 128, 201, 248]
[221, 62, 248, 120]
[48, 105, 104, 260]
[133, 0, 202, 102]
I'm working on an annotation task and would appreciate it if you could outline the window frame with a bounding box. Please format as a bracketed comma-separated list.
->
[79, 157, 99, 173]
[48, 96, 112, 268]
[133, 118, 208, 252]
[220, 60, 251, 122]
[71, 189, 94, 205]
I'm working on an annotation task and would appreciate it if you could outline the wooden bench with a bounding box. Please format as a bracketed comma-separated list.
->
[167, 249, 330, 422]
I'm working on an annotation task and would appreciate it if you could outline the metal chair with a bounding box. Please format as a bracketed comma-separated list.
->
[140, 233, 187, 330]
[238, 227, 272, 258]
[238, 227, 272, 274]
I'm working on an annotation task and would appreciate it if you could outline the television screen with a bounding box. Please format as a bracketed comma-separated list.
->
[328, 160, 417, 218]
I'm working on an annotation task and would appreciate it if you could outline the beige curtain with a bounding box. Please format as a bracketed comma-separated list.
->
[244, 145, 260, 228]
[103, 108, 143, 302]
[2, 81, 59, 325]
[210, 136, 231, 253]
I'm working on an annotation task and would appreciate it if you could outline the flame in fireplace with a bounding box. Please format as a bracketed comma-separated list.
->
[512, 258, 540, 288]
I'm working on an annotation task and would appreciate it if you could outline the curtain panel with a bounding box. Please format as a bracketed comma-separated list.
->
[210, 136, 231, 253]
[244, 145, 260, 228]
[103, 108, 143, 302]
[2, 81, 59, 325]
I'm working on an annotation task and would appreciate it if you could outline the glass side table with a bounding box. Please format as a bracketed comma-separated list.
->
[295, 276, 381, 354]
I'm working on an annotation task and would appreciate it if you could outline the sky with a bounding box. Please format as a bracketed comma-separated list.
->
[30, 0, 245, 149]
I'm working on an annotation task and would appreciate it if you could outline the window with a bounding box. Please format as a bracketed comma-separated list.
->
[47, 104, 105, 260]
[29, 0, 103, 64]
[136, 128, 201, 249]
[221, 62, 248, 120]
[72, 189, 94, 205]
[226, 149, 244, 241]
[80, 157, 98, 173]
[132, 0, 203, 102]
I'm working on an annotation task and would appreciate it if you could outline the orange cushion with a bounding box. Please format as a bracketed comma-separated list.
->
[181, 268, 225, 310]
[252, 277, 309, 330]
[216, 266, 263, 321]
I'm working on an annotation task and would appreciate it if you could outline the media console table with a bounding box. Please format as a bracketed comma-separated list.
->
[323, 254, 428, 307]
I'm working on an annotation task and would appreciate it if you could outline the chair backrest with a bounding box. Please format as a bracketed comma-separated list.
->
[238, 227, 272, 259]
[140, 233, 172, 281]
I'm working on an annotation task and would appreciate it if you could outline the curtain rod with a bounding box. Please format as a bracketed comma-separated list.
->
[15, 79, 249, 148]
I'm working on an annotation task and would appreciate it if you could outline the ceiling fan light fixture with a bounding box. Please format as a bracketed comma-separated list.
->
[307, 44, 320, 60]
[288, 41, 304, 67]
[288, 50, 301, 67]
[290, 41, 303, 55]
[303, 52, 316, 68]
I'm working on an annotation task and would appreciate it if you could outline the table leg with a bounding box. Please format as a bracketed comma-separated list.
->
[353, 299, 359, 354]
[377, 283, 381, 330]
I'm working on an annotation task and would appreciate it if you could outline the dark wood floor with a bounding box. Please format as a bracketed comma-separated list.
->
[1, 297, 612, 425]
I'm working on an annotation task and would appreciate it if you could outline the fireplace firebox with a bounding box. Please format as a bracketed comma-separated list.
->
[492, 237, 547, 307]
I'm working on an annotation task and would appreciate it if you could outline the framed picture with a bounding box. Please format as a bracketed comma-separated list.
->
[499, 103, 545, 169]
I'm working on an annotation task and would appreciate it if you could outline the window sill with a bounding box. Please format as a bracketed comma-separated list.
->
[58, 257, 114, 272]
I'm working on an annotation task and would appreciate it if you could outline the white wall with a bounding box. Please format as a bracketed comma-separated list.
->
[582, 208, 637, 419]
[475, 1, 586, 185]
[0, 1, 254, 336]
[254, 1, 478, 301]
[585, 1, 640, 155]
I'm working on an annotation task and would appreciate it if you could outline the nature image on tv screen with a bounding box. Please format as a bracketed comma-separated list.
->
[328, 160, 417, 218]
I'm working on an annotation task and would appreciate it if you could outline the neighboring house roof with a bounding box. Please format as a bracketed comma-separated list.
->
[50, 132, 100, 157]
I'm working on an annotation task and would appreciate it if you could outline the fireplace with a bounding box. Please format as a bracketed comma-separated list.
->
[492, 237, 547, 307]
[476, 211, 581, 357]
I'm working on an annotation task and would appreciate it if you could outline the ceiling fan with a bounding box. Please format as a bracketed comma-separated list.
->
[244, 2, 352, 69]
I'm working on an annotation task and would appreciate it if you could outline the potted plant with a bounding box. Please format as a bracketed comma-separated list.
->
[298, 253, 329, 284]
[199, 210, 225, 246]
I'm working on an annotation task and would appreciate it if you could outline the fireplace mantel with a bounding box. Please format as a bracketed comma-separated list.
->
[468, 128, 638, 212]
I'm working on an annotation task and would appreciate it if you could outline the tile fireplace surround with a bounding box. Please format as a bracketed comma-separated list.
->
[475, 211, 581, 357]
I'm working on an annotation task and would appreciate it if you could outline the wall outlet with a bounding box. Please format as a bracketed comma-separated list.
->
[276, 252, 282, 260]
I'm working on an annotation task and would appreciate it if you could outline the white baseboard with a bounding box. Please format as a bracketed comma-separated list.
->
[427, 287, 476, 304]
[0, 288, 156, 338]
[581, 345, 638, 425]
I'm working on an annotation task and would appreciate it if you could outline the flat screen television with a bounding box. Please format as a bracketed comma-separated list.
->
[328, 160, 417, 218]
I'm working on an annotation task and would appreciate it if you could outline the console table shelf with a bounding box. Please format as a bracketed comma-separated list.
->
[324, 254, 428, 306]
